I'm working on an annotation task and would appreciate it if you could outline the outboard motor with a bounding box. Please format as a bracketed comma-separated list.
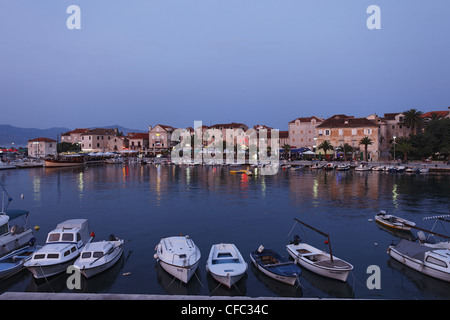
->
[291, 235, 301, 245]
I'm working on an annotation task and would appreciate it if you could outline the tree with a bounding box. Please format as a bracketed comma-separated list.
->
[282, 144, 291, 160]
[359, 137, 373, 161]
[402, 108, 424, 135]
[392, 137, 414, 162]
[317, 140, 333, 159]
[339, 143, 354, 161]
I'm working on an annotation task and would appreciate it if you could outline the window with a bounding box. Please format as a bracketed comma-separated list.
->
[77, 233, 81, 242]
[325, 130, 330, 136]
[352, 129, 357, 135]
[47, 254, 59, 259]
[48, 233, 60, 242]
[62, 233, 74, 242]
[93, 251, 103, 258]
[364, 129, 372, 135]
[64, 250, 70, 257]
[82, 252, 92, 259]
[0, 223, 8, 236]
[34, 254, 46, 259]
[318, 130, 323, 136]
[339, 129, 343, 136]
[426, 256, 447, 268]
[71, 246, 76, 253]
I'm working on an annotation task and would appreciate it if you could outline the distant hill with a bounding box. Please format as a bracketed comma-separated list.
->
[0, 124, 147, 148]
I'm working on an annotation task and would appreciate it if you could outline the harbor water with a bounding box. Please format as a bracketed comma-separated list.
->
[0, 163, 449, 299]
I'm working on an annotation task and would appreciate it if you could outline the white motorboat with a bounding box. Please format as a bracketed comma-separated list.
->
[0, 209, 35, 257]
[371, 165, 385, 171]
[355, 163, 372, 171]
[419, 165, 429, 174]
[286, 219, 354, 282]
[0, 161, 16, 170]
[206, 243, 247, 288]
[375, 210, 415, 231]
[73, 235, 124, 278]
[387, 239, 450, 282]
[24, 219, 93, 279]
[154, 235, 201, 284]
[337, 163, 350, 171]
[389, 165, 405, 173]
[310, 162, 325, 169]
[0, 184, 35, 257]
[405, 166, 419, 173]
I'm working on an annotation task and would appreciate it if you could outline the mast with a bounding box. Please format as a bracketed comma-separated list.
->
[294, 218, 333, 262]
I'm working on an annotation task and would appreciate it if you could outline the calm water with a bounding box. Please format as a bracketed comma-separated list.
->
[0, 163, 449, 299]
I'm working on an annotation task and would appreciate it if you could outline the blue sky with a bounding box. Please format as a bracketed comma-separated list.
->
[1, 0, 449, 131]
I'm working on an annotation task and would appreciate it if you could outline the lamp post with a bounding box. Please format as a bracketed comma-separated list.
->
[393, 136, 396, 163]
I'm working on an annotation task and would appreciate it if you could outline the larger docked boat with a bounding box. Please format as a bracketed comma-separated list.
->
[44, 155, 85, 168]
[24, 219, 93, 279]
[154, 235, 201, 284]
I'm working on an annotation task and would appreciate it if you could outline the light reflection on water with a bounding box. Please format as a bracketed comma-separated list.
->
[0, 164, 449, 299]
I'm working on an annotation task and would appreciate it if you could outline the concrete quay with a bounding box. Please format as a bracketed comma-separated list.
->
[0, 291, 313, 300]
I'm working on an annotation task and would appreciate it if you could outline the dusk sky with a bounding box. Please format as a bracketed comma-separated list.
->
[1, 0, 449, 131]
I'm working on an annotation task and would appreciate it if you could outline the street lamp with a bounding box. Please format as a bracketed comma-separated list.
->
[393, 136, 396, 162]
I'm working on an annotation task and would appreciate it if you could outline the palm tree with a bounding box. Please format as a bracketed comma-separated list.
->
[359, 137, 373, 161]
[339, 143, 354, 161]
[282, 144, 291, 160]
[392, 137, 414, 162]
[402, 108, 424, 135]
[317, 140, 333, 159]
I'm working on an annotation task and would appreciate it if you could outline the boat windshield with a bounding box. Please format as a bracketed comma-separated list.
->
[47, 233, 60, 242]
[62, 233, 74, 242]
[0, 223, 8, 236]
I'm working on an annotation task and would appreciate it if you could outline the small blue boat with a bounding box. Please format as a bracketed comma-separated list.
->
[250, 245, 301, 285]
[0, 241, 38, 280]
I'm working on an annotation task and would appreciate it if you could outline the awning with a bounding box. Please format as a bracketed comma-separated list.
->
[4, 209, 29, 220]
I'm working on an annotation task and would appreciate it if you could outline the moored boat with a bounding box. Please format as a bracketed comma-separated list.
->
[44, 155, 85, 168]
[0, 184, 35, 257]
[73, 234, 125, 278]
[154, 235, 201, 284]
[250, 245, 301, 286]
[375, 210, 415, 231]
[230, 170, 253, 176]
[287, 219, 354, 282]
[24, 219, 93, 279]
[337, 163, 350, 171]
[387, 239, 450, 282]
[310, 162, 325, 169]
[355, 163, 372, 171]
[206, 243, 247, 288]
[0, 241, 38, 280]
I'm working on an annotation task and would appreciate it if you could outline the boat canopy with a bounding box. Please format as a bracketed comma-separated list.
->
[3, 209, 29, 220]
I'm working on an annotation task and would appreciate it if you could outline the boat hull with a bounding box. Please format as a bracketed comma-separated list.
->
[76, 248, 124, 279]
[286, 243, 353, 282]
[26, 257, 77, 279]
[158, 259, 200, 284]
[44, 160, 84, 168]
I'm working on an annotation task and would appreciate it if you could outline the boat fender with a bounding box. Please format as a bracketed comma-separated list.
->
[257, 245, 264, 253]
[28, 237, 36, 246]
